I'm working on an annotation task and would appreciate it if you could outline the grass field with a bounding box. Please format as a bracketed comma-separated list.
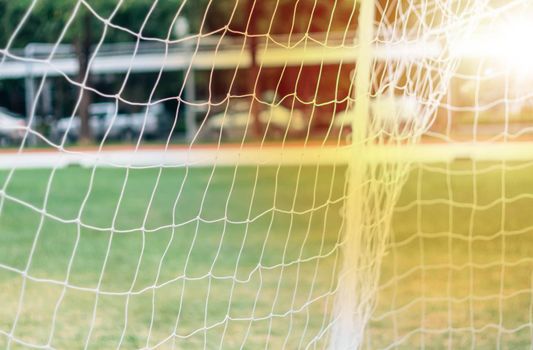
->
[369, 160, 533, 349]
[0, 164, 345, 349]
[0, 161, 533, 349]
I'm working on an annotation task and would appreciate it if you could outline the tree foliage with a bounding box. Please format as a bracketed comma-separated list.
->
[0, 0, 219, 49]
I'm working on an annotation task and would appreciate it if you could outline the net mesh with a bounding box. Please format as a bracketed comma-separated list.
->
[0, 0, 532, 349]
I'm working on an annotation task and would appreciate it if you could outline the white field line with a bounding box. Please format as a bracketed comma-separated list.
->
[1, 142, 533, 170]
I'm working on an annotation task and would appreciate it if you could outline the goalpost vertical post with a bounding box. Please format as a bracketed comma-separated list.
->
[330, 0, 375, 348]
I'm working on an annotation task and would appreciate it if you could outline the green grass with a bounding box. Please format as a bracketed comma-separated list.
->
[0, 165, 345, 349]
[1, 161, 533, 349]
[368, 160, 533, 349]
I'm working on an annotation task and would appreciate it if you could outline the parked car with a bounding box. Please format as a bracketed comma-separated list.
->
[202, 95, 306, 140]
[0, 107, 26, 146]
[51, 103, 164, 142]
[332, 95, 420, 136]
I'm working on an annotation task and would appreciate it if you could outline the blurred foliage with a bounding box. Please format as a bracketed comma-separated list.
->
[0, 0, 219, 48]
[0, 0, 358, 47]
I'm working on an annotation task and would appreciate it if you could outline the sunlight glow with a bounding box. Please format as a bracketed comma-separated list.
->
[453, 14, 533, 75]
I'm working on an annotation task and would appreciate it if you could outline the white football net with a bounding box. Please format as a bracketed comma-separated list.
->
[0, 0, 532, 349]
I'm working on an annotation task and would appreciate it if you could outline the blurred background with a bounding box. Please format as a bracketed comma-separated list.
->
[0, 0, 359, 147]
[0, 0, 524, 148]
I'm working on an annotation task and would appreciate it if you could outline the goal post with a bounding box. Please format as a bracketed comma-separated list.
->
[330, 0, 375, 347]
